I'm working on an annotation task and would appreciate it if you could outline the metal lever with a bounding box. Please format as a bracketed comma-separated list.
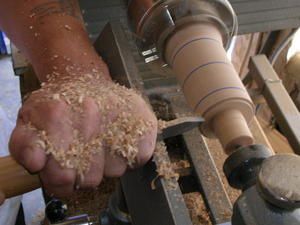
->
[157, 116, 205, 141]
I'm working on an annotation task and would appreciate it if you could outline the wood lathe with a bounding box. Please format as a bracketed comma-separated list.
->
[1, 0, 300, 224]
[127, 1, 300, 224]
[129, 0, 255, 154]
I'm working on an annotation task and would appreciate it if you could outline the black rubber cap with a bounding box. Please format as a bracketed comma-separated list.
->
[45, 199, 68, 223]
[224, 145, 272, 190]
[258, 154, 300, 210]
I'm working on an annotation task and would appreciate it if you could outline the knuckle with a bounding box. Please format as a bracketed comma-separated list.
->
[8, 132, 18, 154]
[46, 105, 63, 121]
[16, 108, 27, 123]
[45, 186, 72, 199]
[107, 170, 124, 178]
[25, 158, 44, 174]
[135, 148, 154, 168]
[105, 166, 126, 178]
[136, 137, 156, 167]
[136, 153, 152, 167]
[49, 172, 74, 186]
[25, 163, 40, 174]
[83, 176, 102, 188]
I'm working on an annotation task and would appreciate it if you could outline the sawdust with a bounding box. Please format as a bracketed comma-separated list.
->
[158, 119, 167, 130]
[172, 160, 191, 170]
[184, 192, 212, 225]
[204, 137, 240, 204]
[104, 112, 154, 168]
[26, 72, 155, 179]
[152, 142, 179, 190]
[65, 178, 117, 217]
[64, 25, 72, 31]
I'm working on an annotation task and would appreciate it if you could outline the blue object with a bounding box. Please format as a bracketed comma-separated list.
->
[0, 31, 7, 55]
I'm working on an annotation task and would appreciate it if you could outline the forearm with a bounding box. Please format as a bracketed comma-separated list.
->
[0, 0, 110, 82]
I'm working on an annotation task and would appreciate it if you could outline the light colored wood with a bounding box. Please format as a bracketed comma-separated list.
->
[165, 23, 255, 152]
[250, 117, 273, 152]
[0, 156, 40, 200]
[257, 117, 294, 154]
[213, 110, 254, 153]
[205, 116, 274, 204]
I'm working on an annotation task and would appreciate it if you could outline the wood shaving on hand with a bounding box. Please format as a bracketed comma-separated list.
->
[25, 72, 155, 179]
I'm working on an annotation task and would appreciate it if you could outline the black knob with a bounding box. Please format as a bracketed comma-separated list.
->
[223, 145, 272, 190]
[45, 199, 68, 224]
[258, 154, 300, 210]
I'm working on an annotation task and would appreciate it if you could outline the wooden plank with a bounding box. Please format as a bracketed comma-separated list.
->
[250, 117, 273, 152]
[257, 117, 294, 154]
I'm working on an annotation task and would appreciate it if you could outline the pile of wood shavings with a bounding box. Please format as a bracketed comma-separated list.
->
[152, 142, 179, 189]
[158, 119, 167, 131]
[31, 125, 103, 178]
[27, 72, 154, 179]
[104, 112, 154, 167]
[172, 160, 191, 171]
[184, 192, 212, 225]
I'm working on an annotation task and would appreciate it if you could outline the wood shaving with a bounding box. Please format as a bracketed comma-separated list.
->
[158, 119, 167, 130]
[184, 193, 212, 225]
[34, 139, 46, 149]
[52, 93, 60, 100]
[152, 142, 179, 190]
[172, 160, 191, 170]
[64, 25, 72, 31]
[103, 112, 154, 167]
[25, 72, 155, 179]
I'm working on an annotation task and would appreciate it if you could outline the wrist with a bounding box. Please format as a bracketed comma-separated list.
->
[33, 43, 110, 82]
[26, 17, 110, 82]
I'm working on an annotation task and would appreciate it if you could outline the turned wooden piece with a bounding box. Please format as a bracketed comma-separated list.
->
[212, 109, 254, 153]
[0, 156, 40, 200]
[165, 23, 255, 153]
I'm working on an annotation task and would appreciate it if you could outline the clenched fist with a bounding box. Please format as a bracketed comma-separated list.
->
[9, 74, 157, 198]
[0, 0, 158, 200]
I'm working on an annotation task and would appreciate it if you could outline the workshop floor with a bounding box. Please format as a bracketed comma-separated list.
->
[0, 55, 21, 123]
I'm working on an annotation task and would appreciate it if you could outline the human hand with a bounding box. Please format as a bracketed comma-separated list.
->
[9, 73, 157, 198]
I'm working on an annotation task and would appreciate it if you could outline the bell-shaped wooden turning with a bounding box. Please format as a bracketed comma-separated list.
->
[165, 23, 255, 153]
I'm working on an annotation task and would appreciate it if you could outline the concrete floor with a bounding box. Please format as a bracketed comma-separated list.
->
[0, 55, 21, 123]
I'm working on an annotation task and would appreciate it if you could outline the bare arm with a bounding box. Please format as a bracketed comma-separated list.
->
[0, 0, 109, 81]
[0, 0, 157, 201]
